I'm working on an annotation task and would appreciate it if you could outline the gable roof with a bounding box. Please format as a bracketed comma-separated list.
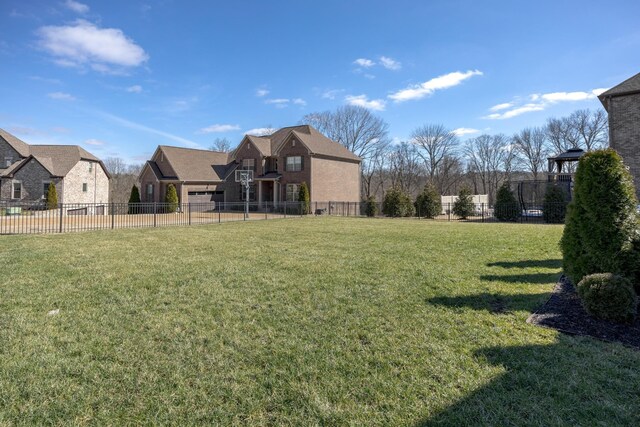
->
[243, 125, 361, 162]
[156, 145, 232, 181]
[0, 128, 31, 157]
[598, 72, 640, 100]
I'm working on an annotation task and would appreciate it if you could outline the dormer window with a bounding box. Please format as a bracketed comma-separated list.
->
[4, 156, 12, 168]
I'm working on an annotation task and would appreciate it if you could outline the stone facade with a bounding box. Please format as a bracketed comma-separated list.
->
[3, 160, 63, 202]
[607, 93, 640, 200]
[0, 140, 22, 170]
[63, 160, 109, 205]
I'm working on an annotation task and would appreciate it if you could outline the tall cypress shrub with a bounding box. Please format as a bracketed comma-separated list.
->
[165, 183, 179, 213]
[494, 183, 519, 222]
[415, 183, 441, 219]
[560, 149, 639, 286]
[128, 185, 141, 214]
[298, 182, 310, 214]
[45, 182, 58, 210]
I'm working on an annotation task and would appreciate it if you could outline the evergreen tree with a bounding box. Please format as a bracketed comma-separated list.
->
[364, 195, 378, 217]
[494, 183, 519, 222]
[298, 182, 310, 214]
[560, 149, 639, 287]
[165, 183, 179, 213]
[415, 183, 442, 219]
[128, 185, 141, 214]
[45, 182, 58, 210]
[383, 188, 415, 217]
[452, 187, 475, 219]
[543, 184, 568, 224]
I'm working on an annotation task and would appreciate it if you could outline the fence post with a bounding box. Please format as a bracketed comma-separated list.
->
[153, 202, 157, 227]
[481, 203, 485, 223]
[111, 202, 115, 229]
[218, 203, 221, 223]
[448, 203, 451, 221]
[188, 203, 192, 225]
[59, 203, 63, 233]
[284, 201, 287, 218]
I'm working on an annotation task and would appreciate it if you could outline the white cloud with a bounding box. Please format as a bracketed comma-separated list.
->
[98, 111, 202, 148]
[321, 89, 343, 100]
[265, 98, 289, 108]
[379, 56, 401, 70]
[489, 102, 514, 112]
[345, 94, 386, 111]
[389, 70, 483, 102]
[592, 88, 609, 96]
[48, 91, 76, 100]
[353, 58, 375, 68]
[244, 127, 274, 136]
[452, 127, 480, 136]
[198, 124, 240, 133]
[64, 0, 89, 14]
[256, 88, 269, 97]
[292, 98, 307, 106]
[37, 20, 149, 73]
[485, 87, 608, 120]
[126, 85, 142, 93]
[84, 138, 105, 146]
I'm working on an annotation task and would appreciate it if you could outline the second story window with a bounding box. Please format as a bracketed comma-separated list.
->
[146, 183, 154, 200]
[12, 181, 22, 199]
[242, 158, 255, 171]
[4, 157, 12, 168]
[82, 183, 88, 192]
[89, 163, 93, 172]
[286, 156, 302, 172]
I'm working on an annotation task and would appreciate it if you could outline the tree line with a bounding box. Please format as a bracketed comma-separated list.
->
[303, 106, 608, 204]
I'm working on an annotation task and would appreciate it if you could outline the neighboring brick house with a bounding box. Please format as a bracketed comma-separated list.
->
[139, 125, 361, 205]
[598, 72, 640, 200]
[0, 129, 110, 206]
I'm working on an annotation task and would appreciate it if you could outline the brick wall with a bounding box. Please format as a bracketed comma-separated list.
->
[310, 156, 361, 202]
[6, 160, 62, 202]
[609, 94, 640, 200]
[0, 139, 23, 171]
[63, 160, 109, 204]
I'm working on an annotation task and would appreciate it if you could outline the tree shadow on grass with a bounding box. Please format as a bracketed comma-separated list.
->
[479, 272, 561, 285]
[417, 335, 640, 426]
[427, 292, 549, 314]
[487, 259, 562, 269]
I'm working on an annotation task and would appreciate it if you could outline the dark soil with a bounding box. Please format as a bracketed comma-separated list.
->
[528, 275, 640, 350]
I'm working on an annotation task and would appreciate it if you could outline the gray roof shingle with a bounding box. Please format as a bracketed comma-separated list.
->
[598, 72, 640, 98]
[0, 128, 31, 157]
[157, 146, 232, 181]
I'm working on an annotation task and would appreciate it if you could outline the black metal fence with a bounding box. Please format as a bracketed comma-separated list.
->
[0, 201, 304, 235]
[311, 201, 568, 224]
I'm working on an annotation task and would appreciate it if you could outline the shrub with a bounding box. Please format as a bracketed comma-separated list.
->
[364, 196, 378, 217]
[128, 185, 141, 214]
[494, 183, 519, 222]
[383, 188, 415, 217]
[543, 184, 568, 224]
[298, 182, 310, 215]
[560, 149, 639, 285]
[45, 182, 58, 210]
[165, 183, 179, 213]
[577, 273, 637, 323]
[452, 187, 475, 219]
[415, 184, 441, 219]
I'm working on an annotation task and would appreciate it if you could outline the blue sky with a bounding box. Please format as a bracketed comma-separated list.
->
[1, 0, 639, 163]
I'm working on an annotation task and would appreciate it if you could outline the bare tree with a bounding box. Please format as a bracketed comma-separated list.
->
[512, 127, 548, 181]
[570, 109, 608, 151]
[104, 157, 143, 204]
[546, 117, 580, 154]
[302, 105, 389, 161]
[209, 137, 232, 152]
[361, 145, 388, 200]
[464, 134, 510, 203]
[410, 124, 459, 194]
[386, 141, 423, 196]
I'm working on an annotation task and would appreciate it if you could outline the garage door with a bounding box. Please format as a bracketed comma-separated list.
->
[188, 191, 224, 210]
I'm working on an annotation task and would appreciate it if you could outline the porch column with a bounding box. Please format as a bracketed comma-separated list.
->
[258, 181, 263, 209]
[273, 182, 278, 208]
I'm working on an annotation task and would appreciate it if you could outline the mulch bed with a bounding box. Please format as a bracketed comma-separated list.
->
[527, 275, 640, 350]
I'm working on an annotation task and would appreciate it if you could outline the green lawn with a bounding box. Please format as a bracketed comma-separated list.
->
[1, 218, 639, 425]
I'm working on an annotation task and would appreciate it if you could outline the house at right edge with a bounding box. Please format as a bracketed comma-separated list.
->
[598, 72, 640, 200]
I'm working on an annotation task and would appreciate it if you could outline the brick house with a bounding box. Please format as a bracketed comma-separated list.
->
[139, 125, 361, 205]
[0, 129, 110, 206]
[598, 72, 640, 199]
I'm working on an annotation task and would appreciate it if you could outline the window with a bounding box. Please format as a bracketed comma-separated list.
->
[242, 158, 255, 171]
[89, 163, 93, 172]
[43, 182, 51, 198]
[240, 183, 255, 201]
[12, 181, 22, 199]
[286, 156, 302, 172]
[146, 183, 154, 200]
[286, 183, 299, 201]
[82, 183, 88, 192]
[4, 157, 12, 168]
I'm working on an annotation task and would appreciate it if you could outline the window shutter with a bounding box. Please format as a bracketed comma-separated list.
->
[301, 157, 304, 171]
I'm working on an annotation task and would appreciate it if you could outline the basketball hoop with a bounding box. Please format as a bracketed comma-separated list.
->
[235, 169, 254, 219]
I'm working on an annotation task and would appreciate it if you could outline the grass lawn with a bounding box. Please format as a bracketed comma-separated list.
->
[1, 217, 639, 425]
